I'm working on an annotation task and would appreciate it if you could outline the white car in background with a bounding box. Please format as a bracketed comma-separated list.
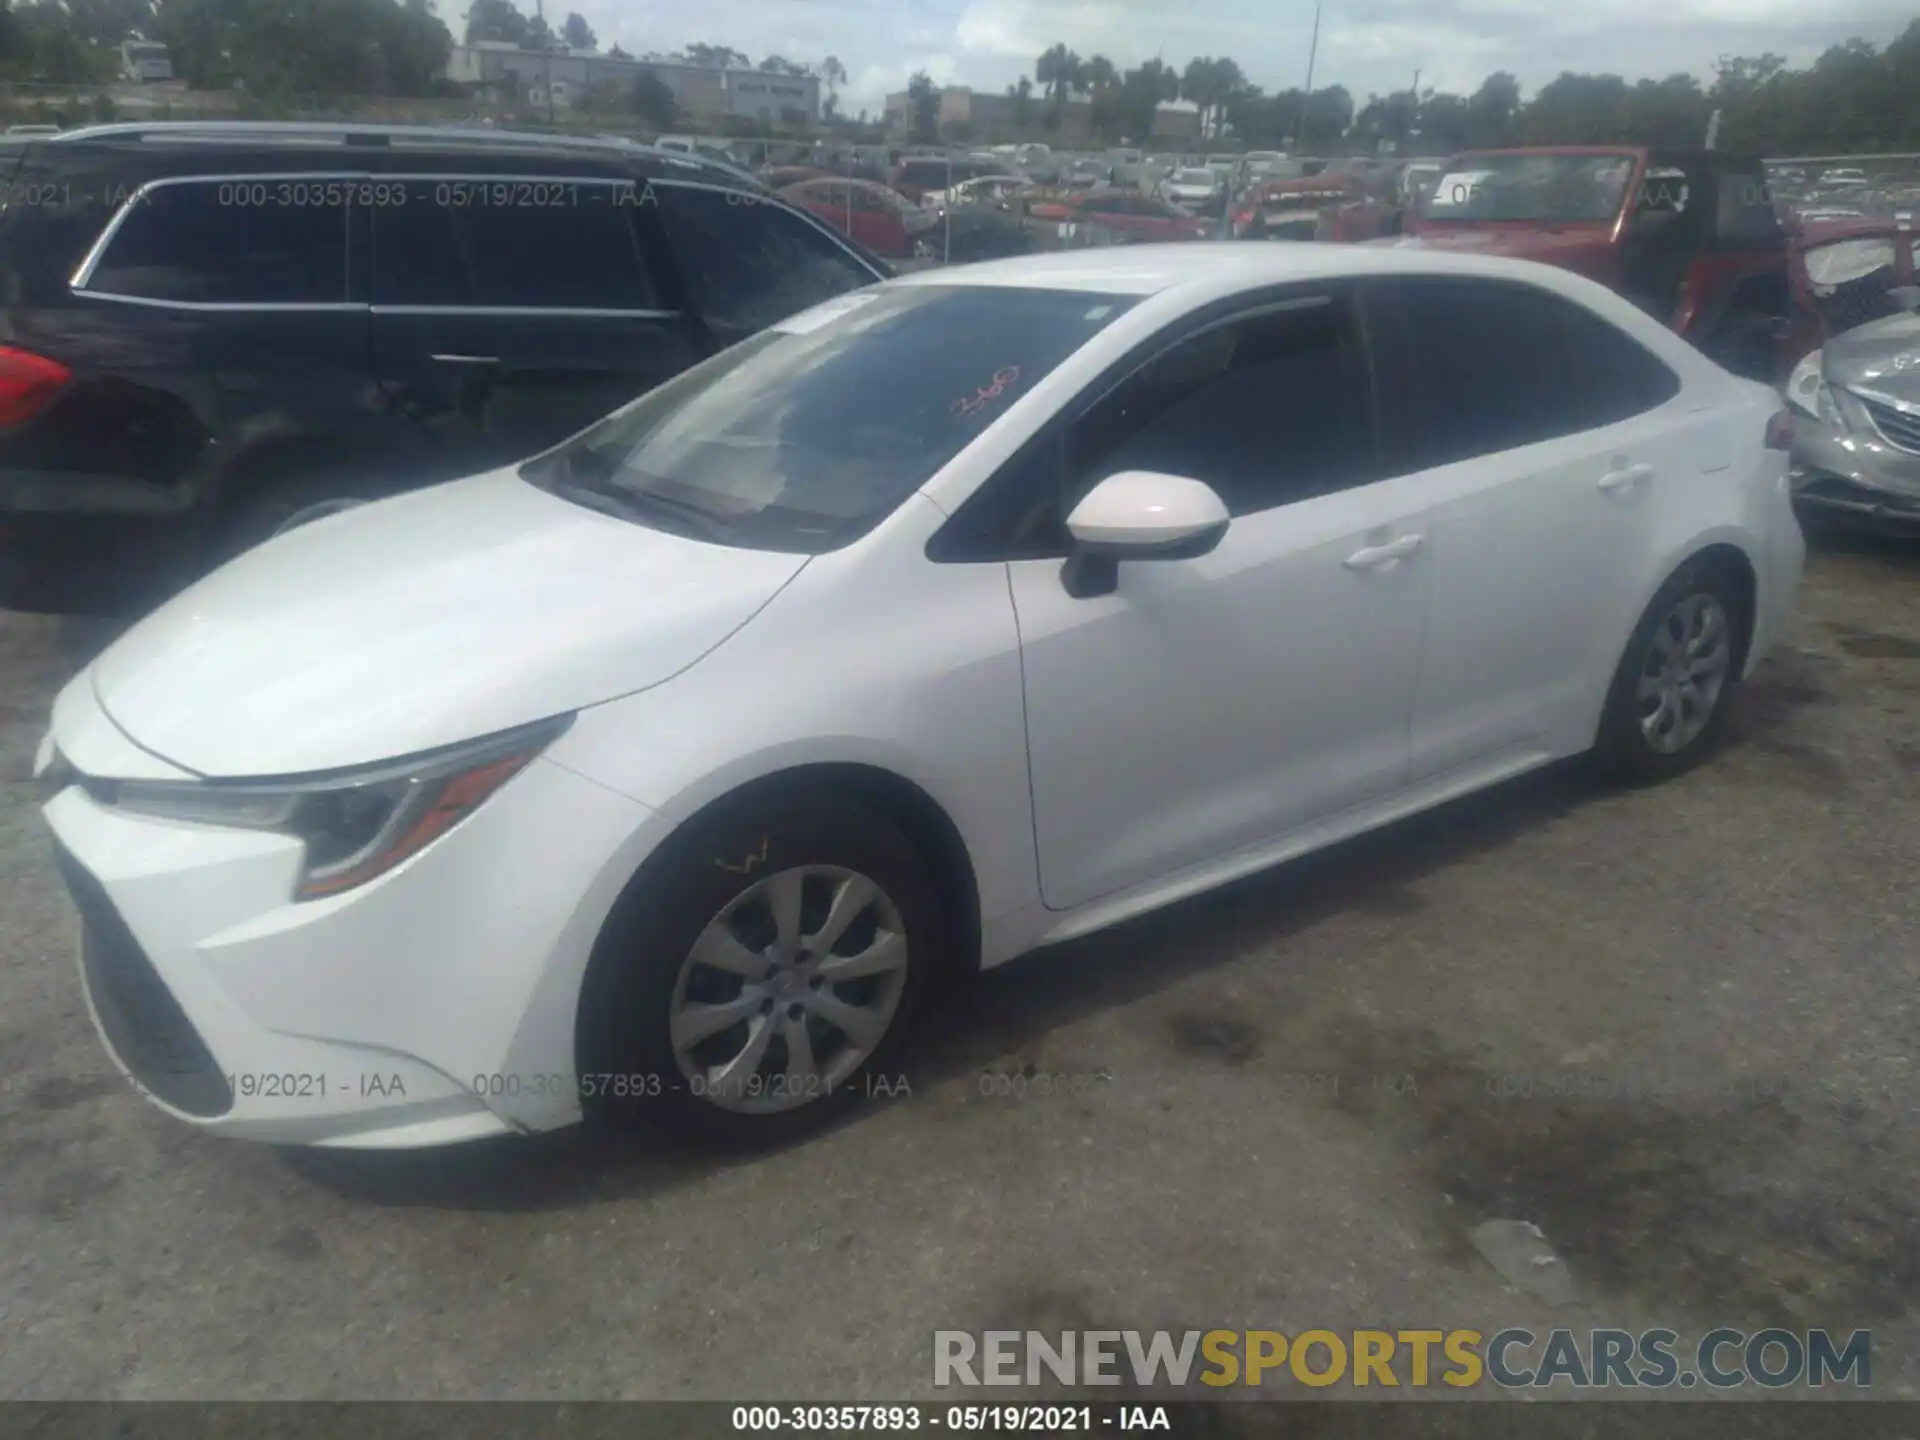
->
[1159, 167, 1223, 210]
[40, 245, 1803, 1153]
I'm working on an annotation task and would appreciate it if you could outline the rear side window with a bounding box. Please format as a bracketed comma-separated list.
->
[372, 201, 469, 306]
[453, 186, 656, 309]
[1371, 277, 1579, 469]
[1560, 302, 1681, 427]
[652, 184, 877, 333]
[84, 179, 348, 304]
[1713, 168, 1787, 247]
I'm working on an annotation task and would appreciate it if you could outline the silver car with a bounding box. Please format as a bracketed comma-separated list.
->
[1787, 290, 1920, 529]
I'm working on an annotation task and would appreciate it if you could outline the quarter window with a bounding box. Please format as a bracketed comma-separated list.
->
[84, 179, 348, 304]
[652, 183, 878, 335]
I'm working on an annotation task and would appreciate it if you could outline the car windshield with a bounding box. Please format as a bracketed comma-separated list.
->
[523, 285, 1139, 554]
[1425, 153, 1638, 222]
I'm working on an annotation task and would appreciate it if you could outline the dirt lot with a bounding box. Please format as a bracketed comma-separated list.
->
[1, 531, 1918, 1403]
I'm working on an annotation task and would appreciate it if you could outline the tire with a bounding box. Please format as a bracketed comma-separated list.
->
[579, 789, 944, 1149]
[218, 473, 373, 561]
[1588, 557, 1747, 784]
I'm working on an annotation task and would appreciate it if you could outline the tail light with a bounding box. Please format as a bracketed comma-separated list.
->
[0, 346, 71, 427]
[1765, 410, 1795, 451]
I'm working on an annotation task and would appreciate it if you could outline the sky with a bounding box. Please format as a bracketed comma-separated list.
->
[505, 0, 1918, 119]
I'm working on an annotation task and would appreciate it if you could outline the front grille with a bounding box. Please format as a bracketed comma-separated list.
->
[1855, 393, 1920, 455]
[53, 842, 233, 1118]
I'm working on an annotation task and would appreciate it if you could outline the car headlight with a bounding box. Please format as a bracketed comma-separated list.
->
[1785, 350, 1825, 418]
[95, 716, 571, 900]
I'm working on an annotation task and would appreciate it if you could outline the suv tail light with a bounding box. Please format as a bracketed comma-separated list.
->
[0, 346, 71, 427]
[1765, 410, 1795, 451]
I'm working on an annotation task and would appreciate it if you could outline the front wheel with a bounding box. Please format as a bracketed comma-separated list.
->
[581, 792, 943, 1147]
[1588, 559, 1746, 783]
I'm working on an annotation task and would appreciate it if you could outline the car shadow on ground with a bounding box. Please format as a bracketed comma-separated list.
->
[282, 755, 1606, 1214]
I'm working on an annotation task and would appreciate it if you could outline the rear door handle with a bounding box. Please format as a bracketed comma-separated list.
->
[1344, 533, 1424, 570]
[431, 354, 501, 366]
[1598, 462, 1652, 493]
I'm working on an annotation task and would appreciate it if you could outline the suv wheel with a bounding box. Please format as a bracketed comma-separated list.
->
[581, 791, 942, 1147]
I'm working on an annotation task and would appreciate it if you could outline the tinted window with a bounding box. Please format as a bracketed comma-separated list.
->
[653, 184, 877, 333]
[524, 285, 1137, 553]
[1560, 302, 1681, 427]
[1067, 293, 1378, 519]
[1714, 167, 1787, 247]
[87, 180, 347, 303]
[455, 188, 655, 309]
[1374, 277, 1585, 469]
[372, 201, 469, 306]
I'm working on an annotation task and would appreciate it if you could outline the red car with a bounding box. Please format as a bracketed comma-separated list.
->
[1054, 190, 1215, 246]
[779, 178, 939, 260]
[1395, 146, 1797, 380]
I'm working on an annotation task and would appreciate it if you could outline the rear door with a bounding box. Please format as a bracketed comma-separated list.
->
[369, 174, 704, 479]
[1367, 274, 1705, 777]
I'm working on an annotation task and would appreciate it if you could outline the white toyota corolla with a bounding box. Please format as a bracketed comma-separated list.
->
[38, 244, 1804, 1150]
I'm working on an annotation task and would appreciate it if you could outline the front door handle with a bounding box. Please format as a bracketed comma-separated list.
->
[431, 354, 501, 366]
[1598, 462, 1652, 493]
[1344, 533, 1424, 570]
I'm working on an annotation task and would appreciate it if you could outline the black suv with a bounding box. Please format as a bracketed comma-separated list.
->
[0, 122, 890, 615]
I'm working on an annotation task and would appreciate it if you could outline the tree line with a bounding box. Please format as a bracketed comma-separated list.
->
[899, 23, 1920, 154]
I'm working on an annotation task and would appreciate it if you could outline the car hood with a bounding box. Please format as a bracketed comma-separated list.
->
[1822, 311, 1920, 401]
[90, 468, 810, 778]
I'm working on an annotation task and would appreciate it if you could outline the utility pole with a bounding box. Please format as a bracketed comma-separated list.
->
[538, 0, 555, 123]
[1294, 0, 1321, 157]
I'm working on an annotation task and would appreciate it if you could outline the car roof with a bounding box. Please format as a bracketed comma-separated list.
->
[883, 239, 1622, 298]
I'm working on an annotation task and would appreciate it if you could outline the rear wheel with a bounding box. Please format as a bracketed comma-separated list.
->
[1589, 558, 1746, 783]
[580, 791, 942, 1147]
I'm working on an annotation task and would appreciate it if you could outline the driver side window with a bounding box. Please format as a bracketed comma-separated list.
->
[1063, 292, 1377, 521]
[930, 290, 1381, 561]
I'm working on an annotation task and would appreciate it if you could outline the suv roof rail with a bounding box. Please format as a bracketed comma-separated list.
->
[51, 119, 672, 156]
[44, 120, 767, 185]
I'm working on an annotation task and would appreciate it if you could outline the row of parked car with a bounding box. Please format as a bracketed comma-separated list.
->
[2, 121, 1916, 629]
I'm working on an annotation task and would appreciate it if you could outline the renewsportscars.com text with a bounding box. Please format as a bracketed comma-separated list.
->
[933, 1327, 1871, 1389]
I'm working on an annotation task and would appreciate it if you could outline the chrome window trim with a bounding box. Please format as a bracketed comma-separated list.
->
[70, 170, 368, 295]
[74, 294, 365, 314]
[371, 305, 682, 320]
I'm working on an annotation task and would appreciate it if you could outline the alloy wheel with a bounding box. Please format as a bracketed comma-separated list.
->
[668, 866, 910, 1114]
[1637, 592, 1732, 754]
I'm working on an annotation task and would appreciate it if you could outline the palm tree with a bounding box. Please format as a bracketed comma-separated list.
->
[1084, 54, 1116, 94]
[1036, 42, 1083, 126]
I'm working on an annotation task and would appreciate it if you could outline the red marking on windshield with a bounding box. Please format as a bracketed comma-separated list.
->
[950, 366, 1022, 419]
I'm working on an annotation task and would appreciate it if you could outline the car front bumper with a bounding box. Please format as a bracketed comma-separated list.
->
[1790, 412, 1920, 530]
[41, 741, 655, 1148]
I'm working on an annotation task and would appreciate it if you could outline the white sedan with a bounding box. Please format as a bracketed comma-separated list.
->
[39, 245, 1804, 1151]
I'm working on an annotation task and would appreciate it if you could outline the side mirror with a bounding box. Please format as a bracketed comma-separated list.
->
[1060, 470, 1230, 598]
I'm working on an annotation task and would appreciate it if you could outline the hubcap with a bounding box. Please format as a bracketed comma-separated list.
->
[1637, 592, 1732, 755]
[668, 866, 909, 1115]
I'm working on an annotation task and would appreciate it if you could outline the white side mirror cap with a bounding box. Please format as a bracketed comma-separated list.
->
[1065, 470, 1230, 553]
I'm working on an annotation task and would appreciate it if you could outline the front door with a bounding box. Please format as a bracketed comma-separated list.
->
[1008, 289, 1432, 910]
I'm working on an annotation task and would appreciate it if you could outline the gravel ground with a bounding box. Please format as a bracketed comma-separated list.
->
[1, 530, 1917, 1403]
